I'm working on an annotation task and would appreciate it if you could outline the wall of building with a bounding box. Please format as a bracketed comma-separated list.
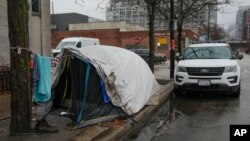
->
[52, 29, 122, 48]
[52, 29, 199, 58]
[236, 7, 247, 41]
[51, 13, 89, 31]
[0, 0, 51, 65]
[69, 21, 147, 31]
[40, 0, 51, 56]
[29, 0, 51, 56]
[30, 16, 42, 54]
[0, 0, 9, 66]
[107, 1, 217, 30]
[246, 9, 250, 42]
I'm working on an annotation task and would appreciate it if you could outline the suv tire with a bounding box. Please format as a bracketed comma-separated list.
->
[231, 84, 241, 97]
[174, 88, 183, 95]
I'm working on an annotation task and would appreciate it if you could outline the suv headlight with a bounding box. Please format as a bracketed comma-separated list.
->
[177, 66, 187, 72]
[224, 65, 237, 73]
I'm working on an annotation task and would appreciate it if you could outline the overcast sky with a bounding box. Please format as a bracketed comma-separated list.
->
[51, 0, 108, 20]
[51, 0, 250, 29]
[217, 0, 250, 28]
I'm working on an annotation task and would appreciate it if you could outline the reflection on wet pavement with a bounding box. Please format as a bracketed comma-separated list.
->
[134, 55, 250, 141]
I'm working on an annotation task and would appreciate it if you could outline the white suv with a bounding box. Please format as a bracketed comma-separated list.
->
[174, 43, 243, 97]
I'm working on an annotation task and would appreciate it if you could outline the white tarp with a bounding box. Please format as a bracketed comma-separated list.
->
[53, 45, 160, 115]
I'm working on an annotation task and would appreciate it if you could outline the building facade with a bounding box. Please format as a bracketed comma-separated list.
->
[184, 5, 217, 30]
[30, 0, 51, 56]
[106, 1, 166, 29]
[51, 29, 200, 58]
[51, 13, 103, 32]
[51, 13, 89, 31]
[235, 7, 246, 41]
[235, 6, 250, 41]
[0, 0, 51, 65]
[106, 0, 217, 30]
[0, 0, 9, 65]
[246, 9, 250, 42]
[69, 21, 147, 31]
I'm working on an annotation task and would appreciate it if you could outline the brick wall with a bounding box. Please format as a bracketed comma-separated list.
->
[52, 29, 199, 58]
[52, 29, 122, 48]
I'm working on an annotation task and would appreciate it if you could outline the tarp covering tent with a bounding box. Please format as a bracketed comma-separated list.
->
[52, 45, 160, 127]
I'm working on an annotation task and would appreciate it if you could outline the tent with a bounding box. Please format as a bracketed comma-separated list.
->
[52, 45, 160, 128]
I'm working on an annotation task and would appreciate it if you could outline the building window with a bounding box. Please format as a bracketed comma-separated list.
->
[32, 0, 40, 14]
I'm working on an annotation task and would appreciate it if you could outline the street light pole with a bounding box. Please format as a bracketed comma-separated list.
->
[170, 0, 175, 79]
[169, 0, 175, 123]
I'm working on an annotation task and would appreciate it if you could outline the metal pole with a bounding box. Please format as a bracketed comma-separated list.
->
[170, 0, 175, 79]
[169, 0, 175, 123]
[207, 4, 211, 41]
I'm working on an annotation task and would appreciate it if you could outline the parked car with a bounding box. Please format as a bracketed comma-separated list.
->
[174, 43, 243, 97]
[52, 37, 100, 56]
[128, 48, 166, 63]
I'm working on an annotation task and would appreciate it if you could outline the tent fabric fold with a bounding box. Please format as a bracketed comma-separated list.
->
[52, 45, 160, 116]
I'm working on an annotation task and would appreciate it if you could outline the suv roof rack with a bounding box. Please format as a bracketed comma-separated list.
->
[191, 40, 227, 44]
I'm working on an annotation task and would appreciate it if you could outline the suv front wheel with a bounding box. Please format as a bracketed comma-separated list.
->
[174, 87, 183, 95]
[231, 84, 241, 97]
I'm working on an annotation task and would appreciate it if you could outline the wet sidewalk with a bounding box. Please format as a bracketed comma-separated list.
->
[0, 93, 10, 120]
[0, 62, 173, 141]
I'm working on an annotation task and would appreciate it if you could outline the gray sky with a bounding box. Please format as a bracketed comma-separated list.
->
[52, 0, 250, 29]
[217, 0, 250, 28]
[51, 0, 108, 20]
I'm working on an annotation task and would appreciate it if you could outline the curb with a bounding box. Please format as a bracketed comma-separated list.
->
[88, 81, 174, 141]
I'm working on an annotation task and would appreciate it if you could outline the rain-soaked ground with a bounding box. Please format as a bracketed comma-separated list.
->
[133, 54, 250, 141]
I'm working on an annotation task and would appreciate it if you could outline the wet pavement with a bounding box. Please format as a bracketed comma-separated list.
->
[0, 93, 10, 120]
[134, 54, 250, 141]
[0, 62, 173, 141]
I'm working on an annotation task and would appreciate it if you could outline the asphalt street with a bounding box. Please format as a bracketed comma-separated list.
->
[134, 54, 250, 141]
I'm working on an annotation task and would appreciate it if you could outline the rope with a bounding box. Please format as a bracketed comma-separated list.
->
[10, 46, 33, 54]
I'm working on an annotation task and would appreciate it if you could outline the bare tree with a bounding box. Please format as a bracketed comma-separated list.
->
[94, 0, 231, 68]
[143, 0, 162, 73]
[104, 0, 161, 73]
[210, 24, 227, 40]
[157, 0, 231, 54]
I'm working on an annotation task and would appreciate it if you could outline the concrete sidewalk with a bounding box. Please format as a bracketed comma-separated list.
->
[0, 63, 173, 141]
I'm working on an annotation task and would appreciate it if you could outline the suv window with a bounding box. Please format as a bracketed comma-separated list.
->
[56, 41, 76, 49]
[184, 46, 232, 59]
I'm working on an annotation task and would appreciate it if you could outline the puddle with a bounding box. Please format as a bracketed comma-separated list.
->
[132, 111, 183, 141]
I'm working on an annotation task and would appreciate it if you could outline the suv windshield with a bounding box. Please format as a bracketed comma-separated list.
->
[56, 41, 76, 49]
[184, 46, 232, 59]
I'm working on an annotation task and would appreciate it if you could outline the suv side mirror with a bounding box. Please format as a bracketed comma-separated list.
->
[237, 54, 243, 60]
[234, 51, 239, 56]
[76, 42, 81, 48]
[233, 53, 243, 60]
[175, 52, 183, 61]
